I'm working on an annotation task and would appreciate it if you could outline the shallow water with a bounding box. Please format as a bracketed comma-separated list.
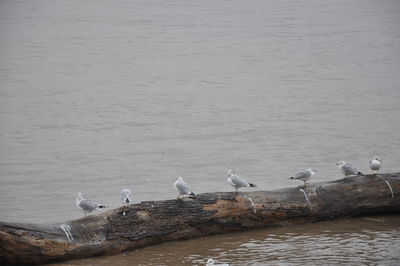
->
[0, 0, 400, 264]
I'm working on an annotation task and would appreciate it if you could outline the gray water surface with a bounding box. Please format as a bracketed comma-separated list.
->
[1, 0, 400, 264]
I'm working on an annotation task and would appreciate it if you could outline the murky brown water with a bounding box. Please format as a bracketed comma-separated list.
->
[1, 0, 400, 265]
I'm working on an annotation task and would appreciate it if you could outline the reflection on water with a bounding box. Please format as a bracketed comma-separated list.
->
[52, 215, 400, 265]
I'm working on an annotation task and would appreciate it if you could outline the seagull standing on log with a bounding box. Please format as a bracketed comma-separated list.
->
[174, 177, 196, 200]
[226, 169, 256, 193]
[336, 161, 363, 177]
[369, 156, 382, 174]
[121, 188, 132, 205]
[120, 188, 133, 216]
[76, 192, 108, 218]
[289, 169, 316, 187]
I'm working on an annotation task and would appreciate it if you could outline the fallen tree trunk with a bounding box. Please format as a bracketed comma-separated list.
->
[1, 174, 399, 265]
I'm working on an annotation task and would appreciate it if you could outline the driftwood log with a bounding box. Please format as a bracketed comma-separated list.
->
[1, 174, 399, 265]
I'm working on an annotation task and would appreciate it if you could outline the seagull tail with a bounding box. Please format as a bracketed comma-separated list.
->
[249, 183, 256, 187]
[357, 171, 363, 176]
[189, 192, 196, 199]
[289, 176, 294, 179]
[98, 205, 108, 209]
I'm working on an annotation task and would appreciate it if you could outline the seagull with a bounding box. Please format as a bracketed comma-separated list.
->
[121, 188, 133, 216]
[226, 169, 256, 193]
[76, 192, 108, 218]
[206, 259, 230, 266]
[174, 177, 196, 200]
[369, 156, 382, 174]
[336, 161, 363, 177]
[289, 169, 316, 187]
[121, 188, 133, 205]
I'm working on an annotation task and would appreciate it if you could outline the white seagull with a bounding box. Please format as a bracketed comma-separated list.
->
[289, 168, 316, 187]
[206, 258, 230, 266]
[174, 177, 196, 199]
[76, 192, 108, 218]
[369, 156, 382, 174]
[226, 169, 256, 193]
[336, 161, 363, 177]
[121, 188, 133, 205]
[121, 188, 133, 216]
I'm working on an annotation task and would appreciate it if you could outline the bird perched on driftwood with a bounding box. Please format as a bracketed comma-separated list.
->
[289, 168, 316, 187]
[121, 188, 132, 204]
[120, 188, 133, 216]
[336, 161, 363, 177]
[369, 156, 382, 174]
[226, 169, 256, 193]
[75, 192, 108, 218]
[174, 177, 196, 200]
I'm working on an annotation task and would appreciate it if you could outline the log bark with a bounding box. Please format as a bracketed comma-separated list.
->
[1, 174, 399, 265]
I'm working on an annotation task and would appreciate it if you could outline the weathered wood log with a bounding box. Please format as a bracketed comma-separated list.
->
[1, 174, 399, 265]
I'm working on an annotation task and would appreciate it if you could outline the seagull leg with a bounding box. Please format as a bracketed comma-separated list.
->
[304, 181, 308, 188]
[235, 187, 238, 194]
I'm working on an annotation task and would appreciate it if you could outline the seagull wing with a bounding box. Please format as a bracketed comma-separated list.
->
[294, 170, 312, 180]
[230, 174, 249, 187]
[175, 179, 192, 194]
[342, 163, 358, 175]
[78, 199, 100, 212]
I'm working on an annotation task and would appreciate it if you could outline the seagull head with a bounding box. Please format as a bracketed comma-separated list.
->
[77, 192, 84, 200]
[372, 156, 381, 162]
[336, 161, 346, 166]
[226, 169, 234, 176]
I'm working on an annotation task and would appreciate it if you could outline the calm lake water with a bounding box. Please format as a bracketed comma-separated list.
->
[0, 0, 399, 265]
